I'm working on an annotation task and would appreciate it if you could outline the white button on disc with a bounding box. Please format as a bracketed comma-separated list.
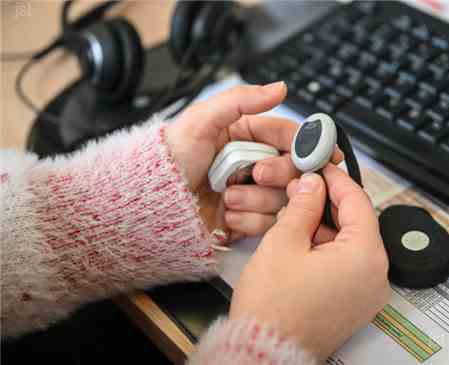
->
[401, 230, 430, 251]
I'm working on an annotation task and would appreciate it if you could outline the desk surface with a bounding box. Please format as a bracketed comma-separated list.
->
[1, 1, 253, 363]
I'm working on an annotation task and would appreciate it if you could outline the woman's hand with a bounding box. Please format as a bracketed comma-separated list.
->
[166, 83, 342, 240]
[230, 164, 391, 361]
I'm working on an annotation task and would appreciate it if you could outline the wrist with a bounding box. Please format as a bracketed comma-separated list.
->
[229, 309, 331, 362]
[189, 316, 318, 365]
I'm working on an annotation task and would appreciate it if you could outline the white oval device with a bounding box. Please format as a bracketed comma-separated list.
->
[291, 113, 337, 172]
[208, 141, 280, 193]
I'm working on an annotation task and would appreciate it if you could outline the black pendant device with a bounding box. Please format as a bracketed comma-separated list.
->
[291, 113, 362, 228]
[379, 205, 449, 289]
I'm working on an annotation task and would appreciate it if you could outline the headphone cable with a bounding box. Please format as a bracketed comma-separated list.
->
[15, 58, 59, 124]
[146, 40, 200, 116]
[15, 57, 82, 126]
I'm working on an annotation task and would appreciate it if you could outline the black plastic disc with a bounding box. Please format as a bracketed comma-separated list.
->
[379, 205, 449, 289]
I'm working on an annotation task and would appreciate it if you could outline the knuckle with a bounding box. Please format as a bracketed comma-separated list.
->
[228, 86, 241, 98]
[290, 193, 320, 215]
[254, 214, 272, 233]
[256, 188, 268, 209]
[228, 85, 250, 98]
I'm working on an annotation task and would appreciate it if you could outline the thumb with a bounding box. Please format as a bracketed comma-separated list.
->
[278, 173, 326, 245]
[178, 83, 287, 138]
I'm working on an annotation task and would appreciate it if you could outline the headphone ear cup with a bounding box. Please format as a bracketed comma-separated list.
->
[79, 21, 122, 91]
[191, 1, 236, 50]
[169, 0, 205, 68]
[170, 0, 242, 69]
[106, 18, 144, 102]
[79, 18, 143, 102]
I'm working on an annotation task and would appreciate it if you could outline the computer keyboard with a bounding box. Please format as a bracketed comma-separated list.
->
[241, 1, 449, 201]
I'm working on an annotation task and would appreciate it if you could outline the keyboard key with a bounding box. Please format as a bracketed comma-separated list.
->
[397, 107, 426, 131]
[365, 76, 382, 89]
[431, 53, 449, 70]
[398, 70, 418, 83]
[440, 137, 449, 153]
[431, 35, 449, 50]
[375, 61, 399, 80]
[329, 63, 345, 79]
[337, 42, 358, 61]
[357, 52, 377, 72]
[300, 32, 317, 45]
[419, 78, 446, 95]
[278, 54, 299, 71]
[418, 120, 449, 144]
[296, 81, 324, 102]
[436, 95, 449, 114]
[415, 67, 433, 82]
[297, 88, 315, 103]
[289, 71, 305, 83]
[356, 89, 386, 109]
[337, 77, 366, 98]
[307, 81, 323, 94]
[396, 33, 418, 49]
[406, 86, 436, 109]
[352, 31, 370, 47]
[393, 15, 414, 31]
[354, 18, 381, 35]
[372, 24, 396, 43]
[376, 95, 405, 121]
[367, 39, 389, 59]
[255, 67, 279, 82]
[414, 42, 440, 62]
[427, 104, 449, 123]
[318, 74, 336, 88]
[317, 92, 347, 113]
[412, 24, 430, 41]
[441, 88, 449, 102]
[298, 62, 317, 77]
[385, 79, 415, 99]
[316, 23, 341, 45]
[285, 80, 298, 94]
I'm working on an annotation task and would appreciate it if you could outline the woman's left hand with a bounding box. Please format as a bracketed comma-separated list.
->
[166, 83, 342, 242]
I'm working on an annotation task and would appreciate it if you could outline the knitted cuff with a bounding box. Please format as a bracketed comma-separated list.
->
[1, 118, 217, 337]
[188, 317, 318, 365]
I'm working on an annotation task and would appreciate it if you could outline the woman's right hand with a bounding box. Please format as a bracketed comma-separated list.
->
[230, 163, 391, 361]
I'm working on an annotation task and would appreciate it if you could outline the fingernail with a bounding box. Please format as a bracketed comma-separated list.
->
[225, 212, 239, 226]
[263, 81, 285, 93]
[211, 229, 229, 245]
[296, 173, 320, 193]
[225, 189, 240, 206]
[255, 163, 273, 184]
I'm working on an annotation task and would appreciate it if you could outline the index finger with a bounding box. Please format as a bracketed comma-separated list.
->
[229, 115, 298, 152]
[323, 164, 380, 245]
[230, 115, 344, 160]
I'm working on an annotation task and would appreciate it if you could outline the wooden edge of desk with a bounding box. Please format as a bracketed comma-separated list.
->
[115, 291, 195, 364]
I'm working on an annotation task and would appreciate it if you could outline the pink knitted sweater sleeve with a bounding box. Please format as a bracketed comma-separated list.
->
[1, 120, 217, 338]
[1, 119, 317, 365]
[189, 317, 318, 365]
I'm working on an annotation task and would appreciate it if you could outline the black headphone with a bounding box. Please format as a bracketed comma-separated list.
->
[16, 0, 245, 118]
[63, 17, 144, 102]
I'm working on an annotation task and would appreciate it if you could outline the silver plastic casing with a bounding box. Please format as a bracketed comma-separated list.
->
[208, 141, 280, 193]
[291, 113, 337, 172]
